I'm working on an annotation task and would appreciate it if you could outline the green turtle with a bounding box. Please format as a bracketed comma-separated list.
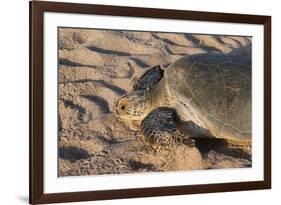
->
[114, 51, 251, 148]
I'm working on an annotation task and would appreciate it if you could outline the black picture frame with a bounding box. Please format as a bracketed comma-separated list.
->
[30, 1, 271, 204]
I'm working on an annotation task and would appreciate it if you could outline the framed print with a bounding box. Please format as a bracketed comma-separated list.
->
[29, 1, 271, 204]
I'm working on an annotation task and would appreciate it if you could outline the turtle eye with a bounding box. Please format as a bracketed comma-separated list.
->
[120, 104, 126, 110]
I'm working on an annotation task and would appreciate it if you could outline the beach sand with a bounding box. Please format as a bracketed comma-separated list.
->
[58, 28, 251, 176]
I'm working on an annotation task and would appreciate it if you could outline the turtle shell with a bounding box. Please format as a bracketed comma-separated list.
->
[165, 51, 251, 142]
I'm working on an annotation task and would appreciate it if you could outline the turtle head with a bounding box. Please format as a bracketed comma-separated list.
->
[114, 89, 151, 121]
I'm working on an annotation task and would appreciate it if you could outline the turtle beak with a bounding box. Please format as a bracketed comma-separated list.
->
[113, 100, 119, 115]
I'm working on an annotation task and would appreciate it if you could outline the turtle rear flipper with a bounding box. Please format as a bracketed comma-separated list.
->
[133, 65, 164, 91]
[140, 107, 195, 149]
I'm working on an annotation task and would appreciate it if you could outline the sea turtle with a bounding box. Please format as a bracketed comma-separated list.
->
[114, 51, 251, 149]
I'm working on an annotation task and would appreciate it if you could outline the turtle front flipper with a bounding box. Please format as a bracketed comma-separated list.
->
[133, 65, 164, 91]
[140, 107, 195, 150]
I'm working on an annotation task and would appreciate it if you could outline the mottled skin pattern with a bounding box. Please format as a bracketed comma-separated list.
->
[140, 107, 195, 148]
[114, 52, 251, 148]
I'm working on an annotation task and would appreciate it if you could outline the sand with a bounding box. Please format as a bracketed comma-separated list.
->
[58, 28, 251, 176]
